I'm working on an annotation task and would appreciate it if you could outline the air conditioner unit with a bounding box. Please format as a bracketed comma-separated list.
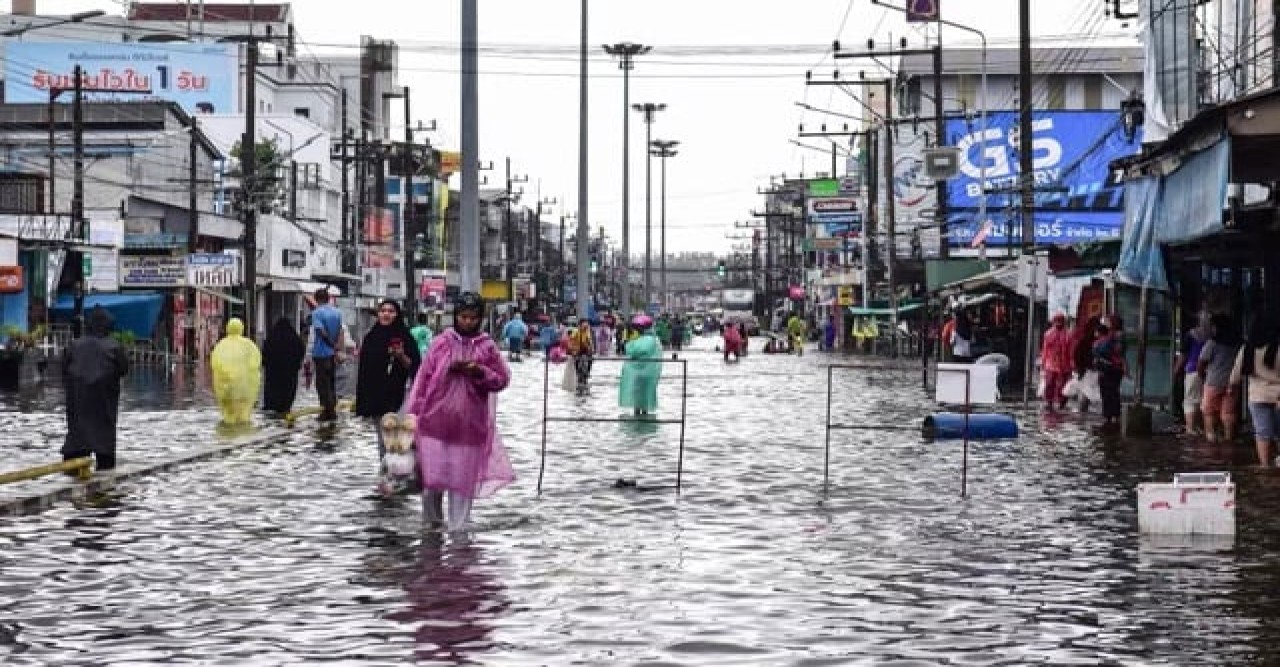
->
[923, 147, 961, 180]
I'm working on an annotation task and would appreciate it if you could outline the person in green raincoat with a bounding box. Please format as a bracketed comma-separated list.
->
[619, 314, 663, 415]
[655, 316, 672, 349]
[410, 313, 434, 356]
[211, 317, 262, 426]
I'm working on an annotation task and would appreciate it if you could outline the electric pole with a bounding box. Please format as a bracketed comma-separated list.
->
[242, 40, 259, 336]
[576, 0, 590, 319]
[604, 42, 651, 318]
[70, 65, 85, 338]
[632, 101, 665, 311]
[460, 0, 481, 293]
[1018, 0, 1034, 251]
[651, 139, 679, 312]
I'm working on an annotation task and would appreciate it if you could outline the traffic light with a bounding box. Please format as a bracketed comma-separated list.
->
[716, 260, 726, 278]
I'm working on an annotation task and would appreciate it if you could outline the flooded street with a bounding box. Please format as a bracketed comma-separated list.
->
[4, 338, 1280, 665]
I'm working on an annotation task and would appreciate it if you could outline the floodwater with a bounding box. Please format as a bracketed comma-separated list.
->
[3, 337, 1280, 665]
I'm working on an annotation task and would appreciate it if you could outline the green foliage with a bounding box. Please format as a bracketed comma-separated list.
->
[1, 324, 45, 351]
[111, 330, 137, 347]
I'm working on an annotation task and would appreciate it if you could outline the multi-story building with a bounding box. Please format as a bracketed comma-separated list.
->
[0, 2, 409, 347]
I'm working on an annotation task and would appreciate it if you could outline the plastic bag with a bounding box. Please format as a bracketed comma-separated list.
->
[1063, 377, 1081, 399]
[376, 413, 419, 496]
[561, 359, 578, 392]
[1080, 370, 1102, 403]
[1036, 373, 1047, 399]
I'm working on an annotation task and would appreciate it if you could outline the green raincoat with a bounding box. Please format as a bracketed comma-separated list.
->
[619, 332, 663, 412]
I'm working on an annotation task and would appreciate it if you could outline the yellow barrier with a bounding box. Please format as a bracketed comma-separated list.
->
[284, 400, 354, 427]
[0, 456, 93, 484]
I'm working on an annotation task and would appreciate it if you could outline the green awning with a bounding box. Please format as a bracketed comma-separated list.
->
[847, 303, 926, 317]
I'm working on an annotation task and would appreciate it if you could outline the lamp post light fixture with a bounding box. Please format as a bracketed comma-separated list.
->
[650, 139, 678, 312]
[632, 101, 666, 310]
[603, 42, 651, 317]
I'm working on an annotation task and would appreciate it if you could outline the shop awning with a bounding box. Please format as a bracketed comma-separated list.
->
[51, 292, 165, 339]
[937, 265, 1019, 297]
[847, 303, 926, 317]
[263, 278, 327, 294]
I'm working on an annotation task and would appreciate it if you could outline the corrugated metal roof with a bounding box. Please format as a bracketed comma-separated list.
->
[127, 3, 290, 23]
[899, 46, 1144, 77]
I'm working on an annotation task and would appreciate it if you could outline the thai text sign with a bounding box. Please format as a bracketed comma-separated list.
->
[945, 110, 1140, 246]
[5, 42, 237, 114]
[186, 254, 239, 288]
[119, 255, 186, 288]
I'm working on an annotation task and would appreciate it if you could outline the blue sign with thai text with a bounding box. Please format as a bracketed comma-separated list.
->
[944, 110, 1141, 247]
[5, 42, 237, 114]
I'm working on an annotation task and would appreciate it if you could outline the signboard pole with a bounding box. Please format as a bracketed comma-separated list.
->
[71, 65, 85, 338]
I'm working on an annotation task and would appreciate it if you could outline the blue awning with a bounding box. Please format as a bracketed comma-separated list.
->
[50, 292, 165, 339]
[1115, 138, 1230, 291]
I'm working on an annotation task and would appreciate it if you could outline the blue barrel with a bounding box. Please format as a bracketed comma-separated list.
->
[922, 412, 1019, 440]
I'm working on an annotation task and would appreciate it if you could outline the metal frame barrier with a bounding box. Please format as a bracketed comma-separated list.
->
[823, 364, 974, 498]
[538, 356, 689, 494]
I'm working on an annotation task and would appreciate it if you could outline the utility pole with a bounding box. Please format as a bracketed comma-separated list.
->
[187, 118, 200, 362]
[932, 43, 948, 259]
[70, 65, 85, 338]
[459, 0, 481, 293]
[633, 101, 665, 311]
[881, 80, 899, 350]
[559, 213, 568, 302]
[651, 139, 678, 312]
[576, 0, 590, 319]
[604, 42, 651, 318]
[503, 158, 528, 302]
[242, 40, 259, 336]
[401, 86, 417, 320]
[339, 88, 353, 275]
[1018, 0, 1034, 251]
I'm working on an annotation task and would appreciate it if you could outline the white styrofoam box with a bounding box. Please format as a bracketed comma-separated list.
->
[1138, 472, 1236, 536]
[935, 363, 1000, 405]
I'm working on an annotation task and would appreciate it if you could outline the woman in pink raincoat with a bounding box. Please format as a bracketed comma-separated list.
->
[405, 292, 514, 530]
[1040, 312, 1074, 411]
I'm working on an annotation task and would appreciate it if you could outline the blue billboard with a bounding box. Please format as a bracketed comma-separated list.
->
[945, 111, 1141, 247]
[4, 42, 238, 114]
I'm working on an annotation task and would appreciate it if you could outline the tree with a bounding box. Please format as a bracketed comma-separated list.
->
[229, 137, 284, 214]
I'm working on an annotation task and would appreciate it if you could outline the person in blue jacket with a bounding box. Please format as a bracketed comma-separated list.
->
[502, 313, 529, 361]
[539, 319, 559, 356]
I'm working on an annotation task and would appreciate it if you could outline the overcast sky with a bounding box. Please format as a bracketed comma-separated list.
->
[41, 0, 1137, 252]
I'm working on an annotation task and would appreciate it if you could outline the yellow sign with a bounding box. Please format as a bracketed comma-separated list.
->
[440, 151, 462, 178]
[837, 285, 854, 306]
[481, 279, 510, 301]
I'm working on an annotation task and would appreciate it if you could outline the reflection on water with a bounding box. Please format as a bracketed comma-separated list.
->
[4, 341, 1280, 663]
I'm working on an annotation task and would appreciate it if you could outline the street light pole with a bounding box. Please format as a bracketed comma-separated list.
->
[460, 0, 481, 293]
[576, 0, 590, 320]
[604, 42, 651, 318]
[632, 102, 665, 311]
[651, 139, 679, 312]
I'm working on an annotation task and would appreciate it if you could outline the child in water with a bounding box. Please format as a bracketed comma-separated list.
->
[404, 292, 514, 530]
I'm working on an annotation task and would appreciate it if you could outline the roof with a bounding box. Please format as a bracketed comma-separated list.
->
[127, 3, 291, 23]
[899, 46, 1144, 77]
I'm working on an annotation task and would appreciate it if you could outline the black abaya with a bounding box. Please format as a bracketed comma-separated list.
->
[355, 320, 421, 418]
[63, 308, 129, 468]
[262, 318, 306, 413]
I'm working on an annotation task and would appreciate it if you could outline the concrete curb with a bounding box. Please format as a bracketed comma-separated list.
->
[0, 426, 293, 517]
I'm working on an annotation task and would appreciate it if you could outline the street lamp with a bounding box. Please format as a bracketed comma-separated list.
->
[604, 42, 651, 318]
[2, 10, 105, 37]
[632, 101, 665, 310]
[650, 139, 678, 311]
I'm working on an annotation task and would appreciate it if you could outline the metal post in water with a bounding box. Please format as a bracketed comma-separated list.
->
[824, 364, 834, 494]
[537, 351, 551, 495]
[676, 359, 688, 493]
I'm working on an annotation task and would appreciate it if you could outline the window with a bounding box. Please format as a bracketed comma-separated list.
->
[294, 107, 310, 119]
[1046, 77, 1066, 110]
[1083, 78, 1102, 109]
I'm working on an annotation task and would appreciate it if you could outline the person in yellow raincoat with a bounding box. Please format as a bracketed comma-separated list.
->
[211, 318, 262, 425]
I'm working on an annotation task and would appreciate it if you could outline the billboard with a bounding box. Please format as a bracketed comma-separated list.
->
[945, 111, 1141, 247]
[5, 42, 237, 114]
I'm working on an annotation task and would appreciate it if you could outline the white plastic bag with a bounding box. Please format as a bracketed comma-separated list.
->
[1063, 377, 1081, 399]
[1080, 370, 1102, 403]
[561, 358, 578, 392]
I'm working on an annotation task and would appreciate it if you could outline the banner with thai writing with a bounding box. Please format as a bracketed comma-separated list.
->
[5, 42, 237, 114]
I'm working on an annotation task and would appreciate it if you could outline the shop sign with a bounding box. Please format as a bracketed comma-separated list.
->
[0, 266, 23, 294]
[119, 255, 186, 288]
[187, 254, 239, 287]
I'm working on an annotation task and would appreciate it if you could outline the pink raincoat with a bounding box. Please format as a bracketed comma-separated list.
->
[406, 329, 515, 499]
[1041, 325, 1073, 374]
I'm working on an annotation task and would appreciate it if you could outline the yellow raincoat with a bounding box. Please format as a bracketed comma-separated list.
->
[211, 318, 262, 425]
